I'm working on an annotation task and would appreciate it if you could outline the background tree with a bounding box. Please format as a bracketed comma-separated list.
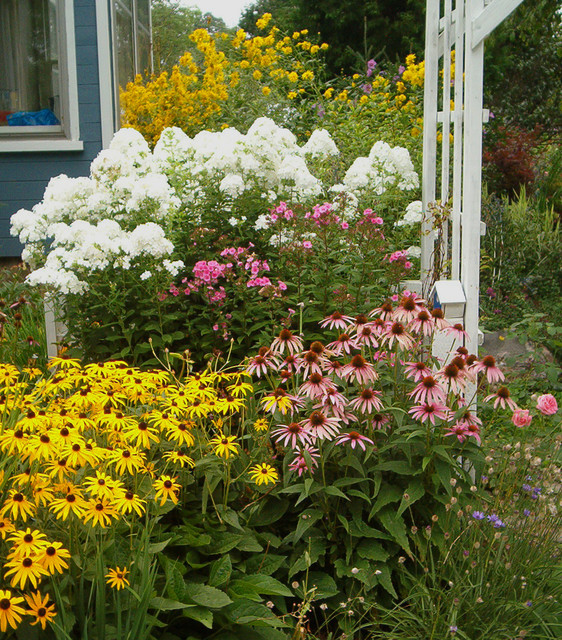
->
[152, 0, 227, 73]
[240, 0, 426, 75]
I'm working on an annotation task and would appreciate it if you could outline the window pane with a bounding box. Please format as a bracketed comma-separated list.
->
[0, 0, 61, 126]
[137, 25, 151, 77]
[114, 0, 135, 89]
[137, 0, 150, 30]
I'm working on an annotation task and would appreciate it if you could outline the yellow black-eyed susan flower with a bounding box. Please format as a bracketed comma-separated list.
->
[208, 433, 239, 459]
[49, 489, 87, 521]
[0, 589, 26, 632]
[249, 463, 279, 486]
[4, 555, 49, 589]
[153, 475, 180, 506]
[163, 450, 195, 468]
[25, 590, 56, 630]
[114, 490, 146, 517]
[1, 491, 36, 522]
[7, 528, 48, 559]
[82, 499, 118, 528]
[36, 542, 70, 575]
[105, 566, 130, 590]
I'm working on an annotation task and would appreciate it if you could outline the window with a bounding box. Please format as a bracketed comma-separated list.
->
[113, 0, 152, 108]
[0, 0, 82, 152]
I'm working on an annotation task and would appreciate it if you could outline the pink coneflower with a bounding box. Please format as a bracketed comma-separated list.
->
[281, 353, 302, 373]
[323, 359, 344, 377]
[408, 310, 435, 336]
[393, 294, 424, 323]
[457, 410, 482, 429]
[271, 422, 312, 448]
[444, 422, 470, 443]
[354, 325, 379, 349]
[370, 301, 394, 320]
[461, 420, 482, 444]
[408, 402, 450, 425]
[301, 410, 341, 441]
[383, 322, 415, 350]
[270, 329, 303, 355]
[246, 349, 273, 377]
[430, 308, 450, 331]
[300, 350, 324, 377]
[300, 373, 334, 399]
[371, 412, 390, 430]
[444, 323, 469, 341]
[349, 388, 383, 414]
[409, 376, 447, 404]
[485, 386, 518, 411]
[288, 446, 319, 476]
[334, 431, 374, 451]
[317, 386, 347, 411]
[341, 354, 378, 385]
[472, 355, 505, 384]
[436, 363, 466, 394]
[319, 311, 353, 331]
[370, 317, 387, 336]
[404, 361, 432, 382]
[327, 333, 354, 356]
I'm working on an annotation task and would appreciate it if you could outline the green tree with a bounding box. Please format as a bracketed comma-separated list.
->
[152, 0, 228, 73]
[240, 0, 426, 75]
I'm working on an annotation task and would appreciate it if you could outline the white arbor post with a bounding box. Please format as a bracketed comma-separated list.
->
[421, 0, 526, 358]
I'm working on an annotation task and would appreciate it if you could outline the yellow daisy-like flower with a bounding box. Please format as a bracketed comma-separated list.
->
[82, 499, 119, 528]
[163, 450, 195, 468]
[153, 476, 180, 506]
[0, 589, 26, 632]
[164, 421, 195, 447]
[25, 590, 56, 630]
[108, 447, 146, 475]
[0, 518, 15, 540]
[105, 566, 130, 590]
[114, 490, 146, 517]
[83, 471, 119, 500]
[7, 528, 48, 559]
[49, 489, 87, 521]
[4, 555, 49, 589]
[36, 542, 70, 575]
[47, 355, 81, 370]
[253, 419, 269, 432]
[215, 394, 245, 415]
[1, 491, 36, 522]
[249, 463, 278, 486]
[208, 433, 239, 459]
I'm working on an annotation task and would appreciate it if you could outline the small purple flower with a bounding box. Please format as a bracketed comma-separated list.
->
[531, 493, 539, 500]
[449, 626, 458, 634]
[463, 550, 469, 557]
[522, 484, 532, 492]
[472, 511, 485, 520]
[486, 287, 496, 299]
[525, 600, 532, 607]
[367, 59, 377, 69]
[398, 65, 405, 74]
[493, 519, 506, 529]
[487, 514, 500, 523]
[362, 83, 372, 94]
[523, 509, 531, 517]
[481, 476, 488, 483]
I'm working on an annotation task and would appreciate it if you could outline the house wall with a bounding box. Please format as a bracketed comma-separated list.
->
[0, 0, 104, 259]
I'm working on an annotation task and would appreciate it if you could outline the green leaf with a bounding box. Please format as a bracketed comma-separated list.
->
[306, 571, 339, 599]
[216, 505, 243, 530]
[375, 565, 398, 598]
[209, 555, 232, 588]
[323, 485, 350, 500]
[149, 597, 192, 611]
[230, 575, 293, 598]
[349, 519, 390, 540]
[225, 599, 290, 627]
[378, 508, 412, 556]
[397, 479, 425, 516]
[183, 606, 213, 629]
[184, 583, 232, 609]
[148, 538, 173, 554]
[294, 508, 323, 542]
[356, 539, 389, 562]
[245, 554, 286, 576]
[369, 484, 403, 518]
[249, 499, 289, 526]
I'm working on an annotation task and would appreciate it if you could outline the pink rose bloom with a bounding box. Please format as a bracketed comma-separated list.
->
[536, 394, 558, 415]
[511, 409, 532, 428]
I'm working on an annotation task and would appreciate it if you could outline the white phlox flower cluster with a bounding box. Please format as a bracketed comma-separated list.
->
[395, 200, 423, 227]
[343, 141, 419, 196]
[300, 128, 340, 158]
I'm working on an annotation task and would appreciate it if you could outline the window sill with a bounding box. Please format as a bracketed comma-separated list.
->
[0, 139, 84, 153]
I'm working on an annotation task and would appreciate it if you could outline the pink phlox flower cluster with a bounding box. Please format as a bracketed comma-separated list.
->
[304, 202, 342, 227]
[270, 201, 294, 222]
[386, 249, 412, 270]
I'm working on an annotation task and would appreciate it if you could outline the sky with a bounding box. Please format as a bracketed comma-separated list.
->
[180, 1, 253, 28]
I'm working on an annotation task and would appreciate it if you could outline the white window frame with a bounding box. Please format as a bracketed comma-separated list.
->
[0, 0, 83, 153]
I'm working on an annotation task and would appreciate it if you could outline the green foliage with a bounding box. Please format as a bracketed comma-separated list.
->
[152, 0, 228, 73]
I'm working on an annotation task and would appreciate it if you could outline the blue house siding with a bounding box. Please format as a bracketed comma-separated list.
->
[0, 0, 105, 258]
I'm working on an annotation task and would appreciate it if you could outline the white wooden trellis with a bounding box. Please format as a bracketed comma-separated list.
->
[421, 0, 526, 356]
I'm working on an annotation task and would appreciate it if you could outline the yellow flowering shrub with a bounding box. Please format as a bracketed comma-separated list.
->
[120, 14, 327, 144]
